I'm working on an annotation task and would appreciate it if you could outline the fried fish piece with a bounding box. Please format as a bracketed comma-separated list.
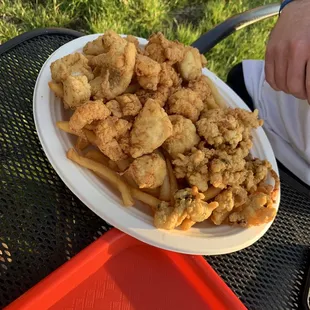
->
[106, 94, 142, 118]
[130, 99, 172, 158]
[83, 35, 106, 56]
[69, 99, 111, 134]
[125, 153, 167, 189]
[95, 116, 132, 161]
[167, 89, 204, 122]
[135, 54, 161, 90]
[50, 53, 94, 82]
[177, 46, 207, 81]
[88, 31, 137, 100]
[162, 115, 200, 158]
[63, 75, 91, 109]
[145, 32, 185, 64]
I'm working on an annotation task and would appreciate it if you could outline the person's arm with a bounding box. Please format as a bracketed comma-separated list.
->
[265, 0, 310, 103]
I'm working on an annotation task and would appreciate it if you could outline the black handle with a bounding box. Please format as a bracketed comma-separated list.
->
[191, 3, 280, 54]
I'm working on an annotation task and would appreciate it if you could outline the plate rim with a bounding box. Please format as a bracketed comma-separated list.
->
[33, 34, 281, 255]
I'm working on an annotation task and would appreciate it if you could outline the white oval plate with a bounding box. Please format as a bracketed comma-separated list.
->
[33, 34, 280, 255]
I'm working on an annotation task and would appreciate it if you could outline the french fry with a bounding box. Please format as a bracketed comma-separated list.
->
[130, 188, 161, 212]
[56, 121, 75, 134]
[56, 121, 96, 143]
[181, 219, 196, 230]
[203, 186, 222, 201]
[142, 187, 160, 198]
[75, 137, 90, 151]
[67, 148, 134, 207]
[159, 174, 171, 201]
[48, 81, 64, 98]
[83, 129, 97, 144]
[165, 157, 178, 203]
[85, 149, 125, 173]
[205, 76, 227, 109]
[85, 149, 110, 166]
[75, 148, 160, 211]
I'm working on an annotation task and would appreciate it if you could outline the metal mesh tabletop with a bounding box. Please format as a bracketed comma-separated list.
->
[0, 29, 309, 310]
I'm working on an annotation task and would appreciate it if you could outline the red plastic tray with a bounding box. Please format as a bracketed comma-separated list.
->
[5, 229, 246, 310]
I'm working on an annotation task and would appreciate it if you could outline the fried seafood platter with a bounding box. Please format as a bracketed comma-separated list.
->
[34, 31, 280, 254]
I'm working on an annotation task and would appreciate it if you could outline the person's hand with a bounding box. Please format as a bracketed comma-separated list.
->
[265, 0, 310, 102]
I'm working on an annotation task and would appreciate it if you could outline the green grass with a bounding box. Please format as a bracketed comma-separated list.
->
[0, 0, 276, 79]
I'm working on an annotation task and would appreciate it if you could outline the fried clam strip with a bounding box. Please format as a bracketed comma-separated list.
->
[211, 186, 248, 225]
[67, 148, 134, 206]
[196, 108, 263, 149]
[228, 192, 276, 227]
[167, 88, 204, 123]
[154, 186, 218, 230]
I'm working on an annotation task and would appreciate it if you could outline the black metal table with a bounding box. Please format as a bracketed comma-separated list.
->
[0, 29, 309, 310]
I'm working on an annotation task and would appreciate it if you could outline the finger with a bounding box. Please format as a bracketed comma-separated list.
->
[306, 60, 310, 104]
[265, 46, 279, 90]
[287, 41, 308, 99]
[274, 44, 289, 92]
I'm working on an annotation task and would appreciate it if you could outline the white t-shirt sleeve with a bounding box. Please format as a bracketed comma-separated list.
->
[242, 60, 310, 185]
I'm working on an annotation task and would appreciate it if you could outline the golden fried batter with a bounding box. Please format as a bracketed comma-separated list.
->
[135, 54, 161, 90]
[130, 99, 173, 158]
[83, 35, 106, 56]
[188, 75, 213, 102]
[167, 89, 204, 122]
[163, 115, 200, 158]
[63, 75, 91, 109]
[125, 153, 167, 189]
[106, 94, 142, 118]
[173, 148, 215, 192]
[145, 32, 185, 64]
[229, 192, 276, 227]
[178, 46, 206, 81]
[159, 63, 182, 88]
[154, 187, 218, 230]
[211, 186, 248, 225]
[69, 99, 111, 134]
[51, 53, 94, 82]
[135, 86, 170, 107]
[88, 31, 137, 100]
[173, 146, 252, 191]
[95, 116, 132, 161]
[196, 108, 263, 149]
